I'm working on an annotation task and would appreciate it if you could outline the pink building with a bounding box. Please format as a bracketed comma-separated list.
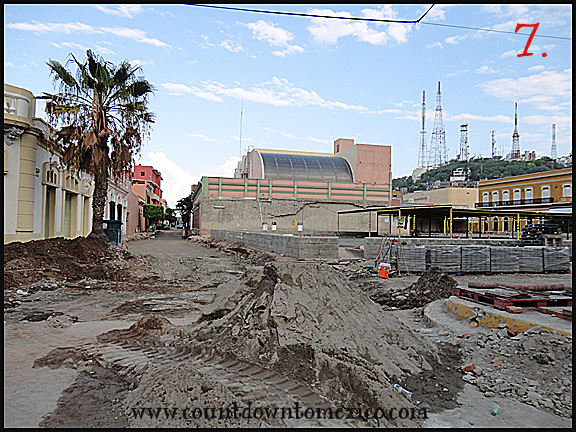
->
[132, 165, 163, 206]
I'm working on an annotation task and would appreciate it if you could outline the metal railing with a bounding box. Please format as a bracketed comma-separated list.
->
[475, 197, 554, 208]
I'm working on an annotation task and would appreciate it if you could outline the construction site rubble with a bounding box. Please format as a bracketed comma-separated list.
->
[369, 267, 458, 310]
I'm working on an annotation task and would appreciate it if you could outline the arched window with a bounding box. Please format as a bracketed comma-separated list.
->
[503, 217, 509, 231]
[513, 189, 521, 204]
[563, 184, 572, 198]
[482, 192, 489, 204]
[491, 191, 499, 205]
[541, 186, 550, 201]
[525, 187, 533, 204]
[502, 190, 509, 204]
[493, 217, 499, 232]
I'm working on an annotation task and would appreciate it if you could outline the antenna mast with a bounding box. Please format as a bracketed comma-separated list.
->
[491, 130, 497, 158]
[551, 124, 557, 160]
[429, 81, 447, 169]
[417, 90, 427, 169]
[239, 99, 244, 158]
[458, 124, 469, 162]
[511, 102, 520, 160]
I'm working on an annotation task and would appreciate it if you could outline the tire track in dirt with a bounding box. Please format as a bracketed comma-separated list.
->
[79, 327, 356, 427]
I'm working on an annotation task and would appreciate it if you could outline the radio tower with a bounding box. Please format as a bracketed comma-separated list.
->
[510, 102, 520, 160]
[417, 90, 427, 169]
[458, 124, 469, 161]
[551, 124, 557, 160]
[429, 81, 447, 169]
[491, 130, 497, 158]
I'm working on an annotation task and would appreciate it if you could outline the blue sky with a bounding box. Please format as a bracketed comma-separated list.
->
[4, 4, 572, 207]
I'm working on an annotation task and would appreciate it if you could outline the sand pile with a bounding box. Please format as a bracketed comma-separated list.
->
[370, 267, 457, 310]
[184, 261, 445, 426]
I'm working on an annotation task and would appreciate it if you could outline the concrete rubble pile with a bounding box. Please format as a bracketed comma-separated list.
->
[457, 327, 572, 418]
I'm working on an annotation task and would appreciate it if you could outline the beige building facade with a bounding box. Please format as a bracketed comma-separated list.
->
[402, 187, 479, 209]
[4, 84, 94, 244]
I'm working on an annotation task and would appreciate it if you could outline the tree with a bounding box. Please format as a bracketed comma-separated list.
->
[143, 204, 164, 230]
[40, 50, 155, 237]
[176, 194, 193, 228]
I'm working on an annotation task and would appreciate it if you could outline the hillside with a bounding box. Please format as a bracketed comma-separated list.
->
[393, 157, 566, 193]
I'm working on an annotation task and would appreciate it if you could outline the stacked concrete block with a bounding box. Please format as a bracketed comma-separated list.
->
[461, 246, 491, 273]
[427, 246, 462, 273]
[490, 247, 520, 273]
[518, 246, 545, 273]
[543, 246, 571, 272]
[396, 245, 427, 273]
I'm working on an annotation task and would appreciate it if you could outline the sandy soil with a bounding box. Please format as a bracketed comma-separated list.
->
[3, 232, 572, 428]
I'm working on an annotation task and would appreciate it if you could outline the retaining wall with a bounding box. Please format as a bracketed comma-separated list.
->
[210, 230, 339, 260]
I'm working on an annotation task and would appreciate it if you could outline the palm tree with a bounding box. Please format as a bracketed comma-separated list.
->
[40, 50, 155, 237]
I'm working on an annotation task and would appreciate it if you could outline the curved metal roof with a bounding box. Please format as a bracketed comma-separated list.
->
[259, 152, 353, 182]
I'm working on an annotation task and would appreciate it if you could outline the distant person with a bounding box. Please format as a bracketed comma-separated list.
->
[182, 226, 187, 240]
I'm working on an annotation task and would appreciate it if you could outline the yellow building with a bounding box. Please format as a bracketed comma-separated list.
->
[477, 168, 572, 211]
[476, 168, 572, 233]
[4, 84, 94, 244]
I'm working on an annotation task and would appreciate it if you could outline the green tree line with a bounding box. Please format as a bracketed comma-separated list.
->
[393, 157, 567, 193]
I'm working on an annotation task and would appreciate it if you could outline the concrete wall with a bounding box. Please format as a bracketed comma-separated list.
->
[198, 196, 391, 236]
[211, 230, 339, 260]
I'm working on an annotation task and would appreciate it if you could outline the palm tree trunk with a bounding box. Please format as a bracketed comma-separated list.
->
[91, 169, 108, 238]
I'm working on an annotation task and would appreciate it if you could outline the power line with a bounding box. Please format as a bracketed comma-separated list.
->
[188, 3, 434, 24]
[187, 4, 572, 41]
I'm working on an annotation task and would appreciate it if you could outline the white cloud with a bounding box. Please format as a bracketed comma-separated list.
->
[213, 156, 242, 178]
[7, 21, 170, 48]
[137, 152, 199, 208]
[476, 65, 498, 74]
[243, 20, 304, 57]
[307, 7, 414, 46]
[479, 69, 572, 102]
[500, 49, 519, 58]
[131, 59, 154, 67]
[187, 133, 219, 142]
[426, 41, 443, 49]
[161, 83, 223, 102]
[446, 113, 511, 123]
[95, 5, 144, 18]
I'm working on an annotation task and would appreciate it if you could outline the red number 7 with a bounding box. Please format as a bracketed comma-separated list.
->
[515, 23, 539, 57]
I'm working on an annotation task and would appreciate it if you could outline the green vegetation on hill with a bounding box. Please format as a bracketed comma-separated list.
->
[393, 157, 565, 193]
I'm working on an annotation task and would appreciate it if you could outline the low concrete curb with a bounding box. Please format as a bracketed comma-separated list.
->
[424, 296, 572, 336]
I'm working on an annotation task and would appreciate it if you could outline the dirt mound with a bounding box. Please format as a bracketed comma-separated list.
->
[370, 267, 457, 310]
[197, 237, 276, 265]
[4, 236, 134, 290]
[185, 261, 448, 426]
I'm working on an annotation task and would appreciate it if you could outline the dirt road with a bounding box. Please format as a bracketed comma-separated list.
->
[4, 232, 572, 428]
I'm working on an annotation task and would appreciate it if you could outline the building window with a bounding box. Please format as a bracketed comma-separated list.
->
[525, 188, 533, 204]
[563, 184, 572, 198]
[141, 171, 145, 177]
[491, 191, 499, 205]
[482, 192, 489, 203]
[502, 190, 509, 204]
[541, 186, 550, 199]
[513, 189, 521, 204]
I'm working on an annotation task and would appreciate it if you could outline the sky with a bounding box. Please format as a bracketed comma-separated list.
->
[4, 4, 572, 207]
